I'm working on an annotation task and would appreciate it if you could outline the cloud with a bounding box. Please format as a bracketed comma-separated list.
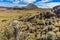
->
[0, 0, 14, 2]
[0, 2, 27, 7]
[0, 2, 13, 7]
[21, 0, 36, 3]
[40, 0, 52, 2]
[13, 0, 20, 4]
[0, 0, 28, 7]
[46, 2, 60, 8]
[7, 0, 14, 1]
[0, 0, 60, 9]
[35, 2, 60, 8]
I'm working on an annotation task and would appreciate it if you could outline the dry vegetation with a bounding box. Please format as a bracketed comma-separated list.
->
[0, 8, 60, 40]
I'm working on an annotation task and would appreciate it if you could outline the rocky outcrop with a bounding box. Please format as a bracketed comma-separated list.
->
[53, 5, 60, 18]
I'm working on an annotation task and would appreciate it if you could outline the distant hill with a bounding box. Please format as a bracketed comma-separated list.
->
[2, 3, 39, 10]
[0, 3, 51, 11]
[22, 3, 39, 10]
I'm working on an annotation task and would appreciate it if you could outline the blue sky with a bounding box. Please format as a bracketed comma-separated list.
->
[0, 0, 60, 8]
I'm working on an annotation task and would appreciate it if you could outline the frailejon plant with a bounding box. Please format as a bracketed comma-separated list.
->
[4, 26, 15, 40]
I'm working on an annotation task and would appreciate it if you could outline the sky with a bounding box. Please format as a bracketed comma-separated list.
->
[0, 0, 60, 8]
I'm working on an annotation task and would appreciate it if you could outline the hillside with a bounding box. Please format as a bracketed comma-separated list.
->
[0, 4, 60, 40]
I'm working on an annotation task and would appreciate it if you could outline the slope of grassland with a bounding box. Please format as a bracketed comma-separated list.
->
[0, 8, 55, 40]
[0, 8, 51, 20]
